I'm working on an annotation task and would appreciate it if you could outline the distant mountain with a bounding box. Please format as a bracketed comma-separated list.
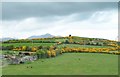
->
[28, 33, 54, 39]
[0, 37, 16, 42]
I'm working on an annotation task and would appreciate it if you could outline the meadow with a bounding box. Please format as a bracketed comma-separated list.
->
[2, 53, 118, 75]
[1, 43, 55, 47]
[1, 43, 114, 49]
[58, 44, 114, 48]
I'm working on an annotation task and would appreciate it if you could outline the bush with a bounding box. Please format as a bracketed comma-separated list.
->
[31, 47, 38, 52]
[65, 40, 69, 44]
[21, 46, 27, 51]
[51, 50, 56, 57]
[40, 50, 47, 58]
[55, 49, 61, 56]
[47, 51, 51, 58]
[43, 46, 50, 50]
[38, 46, 43, 49]
[26, 46, 32, 51]
[36, 49, 47, 59]
[36, 50, 42, 59]
[2, 45, 14, 50]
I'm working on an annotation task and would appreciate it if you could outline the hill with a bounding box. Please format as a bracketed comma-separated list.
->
[28, 33, 54, 39]
[0, 37, 16, 42]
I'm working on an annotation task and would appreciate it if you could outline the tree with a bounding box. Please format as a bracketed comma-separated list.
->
[65, 40, 69, 44]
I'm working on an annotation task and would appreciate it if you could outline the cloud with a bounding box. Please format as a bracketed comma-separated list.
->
[1, 9, 118, 40]
[1, 2, 118, 40]
[1, 0, 120, 2]
[1, 0, 119, 2]
[2, 2, 117, 20]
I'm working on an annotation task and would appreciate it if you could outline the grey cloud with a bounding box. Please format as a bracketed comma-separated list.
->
[2, 2, 117, 20]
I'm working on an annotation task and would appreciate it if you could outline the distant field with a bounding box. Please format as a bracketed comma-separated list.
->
[58, 44, 114, 48]
[1, 43, 55, 47]
[2, 53, 118, 75]
[1, 43, 114, 48]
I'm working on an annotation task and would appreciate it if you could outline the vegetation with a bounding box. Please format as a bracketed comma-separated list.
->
[1, 36, 119, 75]
[1, 43, 55, 47]
[58, 44, 114, 48]
[2, 53, 118, 75]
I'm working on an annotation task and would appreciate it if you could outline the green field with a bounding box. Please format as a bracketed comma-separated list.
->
[2, 43, 114, 48]
[1, 43, 55, 47]
[2, 53, 118, 75]
[58, 44, 113, 48]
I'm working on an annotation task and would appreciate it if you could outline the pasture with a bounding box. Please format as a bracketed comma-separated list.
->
[1, 43, 55, 47]
[58, 44, 114, 48]
[2, 53, 118, 75]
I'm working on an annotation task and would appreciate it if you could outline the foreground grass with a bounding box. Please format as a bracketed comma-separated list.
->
[2, 53, 118, 75]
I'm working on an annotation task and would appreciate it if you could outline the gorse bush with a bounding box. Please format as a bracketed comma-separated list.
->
[31, 47, 38, 52]
[47, 51, 51, 58]
[62, 47, 119, 54]
[51, 50, 56, 57]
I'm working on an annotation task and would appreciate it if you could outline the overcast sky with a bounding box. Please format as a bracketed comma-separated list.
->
[1, 2, 118, 40]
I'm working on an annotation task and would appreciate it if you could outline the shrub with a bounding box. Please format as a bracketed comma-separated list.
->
[36, 50, 42, 59]
[43, 46, 50, 50]
[38, 46, 43, 49]
[47, 51, 51, 58]
[51, 50, 56, 57]
[55, 49, 61, 56]
[21, 46, 27, 51]
[40, 50, 46, 58]
[31, 47, 38, 52]
[26, 46, 32, 51]
[4, 45, 14, 50]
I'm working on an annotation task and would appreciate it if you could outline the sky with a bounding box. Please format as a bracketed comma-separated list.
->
[1, 2, 118, 40]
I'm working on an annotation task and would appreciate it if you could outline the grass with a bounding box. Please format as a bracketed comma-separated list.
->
[2, 43, 114, 49]
[2, 53, 118, 75]
[58, 44, 114, 48]
[0, 51, 2, 54]
[0, 50, 2, 76]
[1, 43, 55, 47]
